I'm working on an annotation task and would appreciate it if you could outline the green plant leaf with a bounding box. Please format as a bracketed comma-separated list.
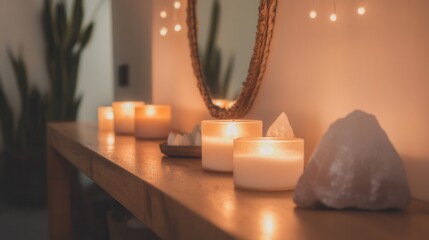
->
[203, 0, 220, 73]
[221, 56, 235, 98]
[68, 51, 80, 104]
[79, 23, 94, 50]
[56, 1, 67, 43]
[43, 0, 93, 122]
[7, 49, 28, 111]
[68, 0, 83, 47]
[42, 0, 55, 54]
[69, 94, 82, 120]
[0, 75, 15, 150]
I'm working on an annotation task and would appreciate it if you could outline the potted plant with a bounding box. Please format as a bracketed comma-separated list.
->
[0, 51, 47, 206]
[42, 0, 94, 121]
[0, 0, 94, 206]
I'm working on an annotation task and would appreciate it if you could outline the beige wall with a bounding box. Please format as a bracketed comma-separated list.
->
[112, 0, 152, 103]
[153, 0, 429, 202]
[78, 0, 114, 121]
[153, 0, 210, 130]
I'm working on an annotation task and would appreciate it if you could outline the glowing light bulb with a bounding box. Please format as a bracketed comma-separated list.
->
[357, 6, 366, 15]
[160, 27, 168, 36]
[330, 13, 337, 22]
[160, 10, 167, 18]
[174, 24, 182, 32]
[174, 1, 181, 9]
[309, 10, 317, 19]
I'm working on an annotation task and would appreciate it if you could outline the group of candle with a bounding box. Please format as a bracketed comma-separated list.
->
[98, 101, 171, 139]
[202, 120, 304, 191]
[98, 103, 304, 191]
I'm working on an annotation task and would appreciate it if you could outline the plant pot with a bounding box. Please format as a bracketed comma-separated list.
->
[3, 151, 47, 207]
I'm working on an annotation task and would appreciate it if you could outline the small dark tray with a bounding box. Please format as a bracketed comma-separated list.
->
[159, 142, 201, 158]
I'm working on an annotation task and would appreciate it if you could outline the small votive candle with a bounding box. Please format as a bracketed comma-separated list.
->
[112, 101, 145, 134]
[135, 105, 171, 139]
[201, 120, 262, 172]
[98, 106, 114, 132]
[233, 137, 304, 191]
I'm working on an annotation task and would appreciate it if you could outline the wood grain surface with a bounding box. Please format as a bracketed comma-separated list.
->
[47, 123, 429, 240]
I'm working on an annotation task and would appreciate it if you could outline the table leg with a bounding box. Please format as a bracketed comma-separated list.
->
[47, 147, 73, 240]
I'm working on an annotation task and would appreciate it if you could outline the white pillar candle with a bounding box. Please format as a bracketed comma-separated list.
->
[112, 101, 145, 135]
[98, 106, 114, 132]
[233, 137, 304, 191]
[135, 105, 171, 139]
[201, 120, 262, 172]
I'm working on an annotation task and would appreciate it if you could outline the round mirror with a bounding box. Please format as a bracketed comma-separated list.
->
[187, 0, 278, 118]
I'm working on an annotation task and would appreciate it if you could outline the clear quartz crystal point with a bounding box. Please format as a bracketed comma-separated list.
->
[266, 112, 295, 138]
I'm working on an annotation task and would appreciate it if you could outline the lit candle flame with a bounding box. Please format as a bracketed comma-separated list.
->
[146, 107, 156, 116]
[105, 111, 114, 120]
[259, 145, 274, 156]
[121, 102, 135, 116]
[225, 122, 239, 139]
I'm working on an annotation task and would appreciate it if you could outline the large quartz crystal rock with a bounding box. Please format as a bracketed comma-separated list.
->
[294, 110, 411, 210]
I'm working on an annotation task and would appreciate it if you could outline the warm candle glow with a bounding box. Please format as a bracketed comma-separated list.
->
[107, 113, 113, 120]
[97, 132, 116, 146]
[225, 122, 239, 139]
[233, 137, 304, 190]
[135, 105, 171, 139]
[309, 10, 317, 19]
[261, 210, 276, 240]
[146, 106, 156, 116]
[98, 106, 114, 132]
[202, 120, 262, 172]
[120, 103, 135, 116]
[106, 134, 115, 145]
[112, 101, 145, 135]
[259, 145, 274, 156]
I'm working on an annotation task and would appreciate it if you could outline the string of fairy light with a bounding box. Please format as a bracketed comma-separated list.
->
[159, 0, 368, 36]
[309, 0, 368, 22]
[159, 0, 183, 36]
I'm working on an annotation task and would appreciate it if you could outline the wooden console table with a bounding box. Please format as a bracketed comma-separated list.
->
[47, 123, 429, 240]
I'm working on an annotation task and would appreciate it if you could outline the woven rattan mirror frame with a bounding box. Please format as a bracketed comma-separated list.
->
[187, 0, 278, 118]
